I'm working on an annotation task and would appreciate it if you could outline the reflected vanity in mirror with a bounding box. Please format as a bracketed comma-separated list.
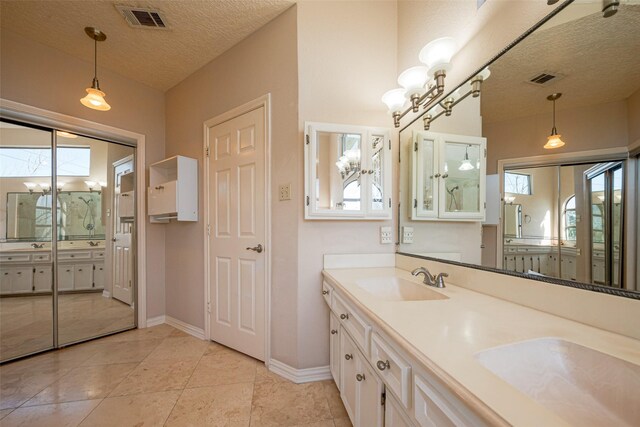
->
[305, 122, 392, 219]
[397, 0, 639, 297]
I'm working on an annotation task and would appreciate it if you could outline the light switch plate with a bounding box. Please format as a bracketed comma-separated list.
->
[279, 184, 291, 201]
[402, 226, 414, 244]
[380, 226, 393, 244]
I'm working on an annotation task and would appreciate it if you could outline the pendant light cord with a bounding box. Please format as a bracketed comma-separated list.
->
[552, 98, 557, 134]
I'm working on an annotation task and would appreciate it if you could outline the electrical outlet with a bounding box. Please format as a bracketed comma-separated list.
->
[380, 226, 393, 244]
[278, 184, 291, 201]
[402, 226, 414, 244]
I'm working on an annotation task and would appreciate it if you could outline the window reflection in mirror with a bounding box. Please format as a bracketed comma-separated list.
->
[315, 131, 362, 211]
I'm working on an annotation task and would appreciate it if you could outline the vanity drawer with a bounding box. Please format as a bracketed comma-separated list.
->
[333, 293, 371, 356]
[92, 251, 105, 259]
[58, 251, 91, 261]
[33, 253, 51, 262]
[371, 332, 412, 408]
[414, 374, 483, 427]
[322, 281, 332, 306]
[0, 253, 30, 263]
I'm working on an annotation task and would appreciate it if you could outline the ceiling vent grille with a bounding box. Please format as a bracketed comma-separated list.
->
[116, 5, 169, 30]
[525, 71, 565, 86]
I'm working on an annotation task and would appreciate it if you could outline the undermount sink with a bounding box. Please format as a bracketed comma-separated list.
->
[476, 338, 640, 427]
[356, 276, 449, 301]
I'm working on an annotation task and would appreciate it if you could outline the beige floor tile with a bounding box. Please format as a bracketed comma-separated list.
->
[165, 382, 253, 427]
[81, 339, 161, 366]
[187, 350, 257, 388]
[24, 363, 138, 406]
[78, 390, 180, 427]
[255, 364, 292, 384]
[99, 324, 176, 343]
[332, 417, 353, 427]
[144, 336, 208, 362]
[0, 399, 101, 427]
[320, 380, 348, 419]
[203, 341, 236, 356]
[0, 409, 14, 420]
[109, 359, 198, 396]
[0, 369, 71, 410]
[249, 380, 332, 427]
[169, 329, 190, 338]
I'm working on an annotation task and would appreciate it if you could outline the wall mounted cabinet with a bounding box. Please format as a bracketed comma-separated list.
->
[148, 155, 198, 222]
[305, 122, 392, 220]
[411, 131, 486, 221]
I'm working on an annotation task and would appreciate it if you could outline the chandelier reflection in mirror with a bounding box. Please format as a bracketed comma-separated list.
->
[335, 133, 361, 179]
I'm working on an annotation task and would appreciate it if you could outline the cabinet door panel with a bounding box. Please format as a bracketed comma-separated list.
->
[34, 266, 52, 292]
[330, 313, 341, 384]
[340, 330, 358, 423]
[12, 267, 34, 293]
[93, 264, 105, 289]
[58, 265, 74, 291]
[73, 264, 93, 290]
[366, 130, 392, 217]
[385, 391, 413, 427]
[413, 133, 439, 219]
[356, 352, 384, 427]
[148, 180, 178, 215]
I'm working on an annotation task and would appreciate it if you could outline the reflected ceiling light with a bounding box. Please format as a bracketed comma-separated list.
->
[39, 183, 51, 192]
[56, 182, 65, 190]
[383, 36, 457, 128]
[57, 131, 78, 139]
[98, 181, 107, 188]
[459, 145, 474, 171]
[80, 27, 111, 111]
[85, 180, 97, 191]
[544, 93, 565, 149]
[24, 182, 37, 193]
[504, 195, 516, 204]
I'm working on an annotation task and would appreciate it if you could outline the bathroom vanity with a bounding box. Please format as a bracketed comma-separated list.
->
[322, 257, 640, 427]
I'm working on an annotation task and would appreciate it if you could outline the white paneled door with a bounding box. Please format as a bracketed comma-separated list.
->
[113, 157, 134, 305]
[208, 106, 266, 361]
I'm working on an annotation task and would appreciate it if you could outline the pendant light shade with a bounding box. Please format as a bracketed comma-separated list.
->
[459, 145, 474, 171]
[80, 27, 111, 112]
[544, 93, 564, 149]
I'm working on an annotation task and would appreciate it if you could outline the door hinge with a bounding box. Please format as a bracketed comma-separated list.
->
[414, 199, 417, 208]
[33, 267, 36, 273]
[207, 224, 211, 236]
[206, 146, 210, 157]
[484, 202, 487, 209]
[306, 195, 310, 206]
[388, 140, 391, 150]
[484, 148, 487, 158]
[381, 391, 386, 406]
[93, 265, 96, 270]
[207, 301, 211, 314]
[414, 142, 418, 152]
[388, 198, 391, 208]
[305, 134, 310, 145]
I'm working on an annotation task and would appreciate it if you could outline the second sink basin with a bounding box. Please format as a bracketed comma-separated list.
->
[476, 338, 640, 427]
[356, 276, 448, 301]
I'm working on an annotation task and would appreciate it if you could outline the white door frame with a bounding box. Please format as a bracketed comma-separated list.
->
[203, 94, 272, 365]
[0, 98, 148, 328]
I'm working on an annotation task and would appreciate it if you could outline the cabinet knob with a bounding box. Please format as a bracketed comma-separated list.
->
[442, 173, 449, 179]
[322, 290, 329, 295]
[331, 329, 338, 335]
[434, 173, 441, 178]
[344, 354, 353, 360]
[8, 257, 12, 260]
[356, 373, 365, 382]
[376, 360, 390, 371]
[340, 313, 349, 320]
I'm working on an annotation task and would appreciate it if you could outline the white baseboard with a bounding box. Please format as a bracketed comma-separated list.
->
[146, 315, 165, 327]
[165, 315, 205, 340]
[102, 290, 111, 298]
[268, 359, 332, 384]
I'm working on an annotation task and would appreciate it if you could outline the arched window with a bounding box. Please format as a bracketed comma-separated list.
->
[563, 195, 576, 241]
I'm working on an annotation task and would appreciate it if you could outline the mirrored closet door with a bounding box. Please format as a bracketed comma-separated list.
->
[0, 120, 137, 362]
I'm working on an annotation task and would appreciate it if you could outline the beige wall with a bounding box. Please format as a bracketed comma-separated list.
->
[0, 29, 167, 319]
[296, 0, 398, 369]
[629, 87, 640, 146]
[164, 7, 299, 366]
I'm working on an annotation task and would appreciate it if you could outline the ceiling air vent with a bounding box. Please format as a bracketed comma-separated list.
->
[525, 71, 565, 87]
[116, 5, 170, 30]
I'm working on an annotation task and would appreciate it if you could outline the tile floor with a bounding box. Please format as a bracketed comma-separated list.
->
[1, 293, 135, 361]
[0, 324, 352, 426]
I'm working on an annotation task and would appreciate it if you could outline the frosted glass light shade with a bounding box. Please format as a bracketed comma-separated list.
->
[544, 134, 565, 149]
[85, 180, 97, 189]
[24, 182, 37, 191]
[397, 66, 429, 96]
[419, 37, 457, 75]
[39, 183, 51, 191]
[80, 88, 111, 111]
[56, 182, 65, 190]
[381, 88, 407, 113]
[459, 159, 474, 171]
[99, 181, 107, 188]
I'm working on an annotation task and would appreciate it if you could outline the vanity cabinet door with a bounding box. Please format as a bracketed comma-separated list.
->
[330, 313, 341, 383]
[385, 391, 414, 427]
[73, 264, 93, 290]
[58, 265, 74, 291]
[34, 266, 52, 292]
[340, 330, 358, 422]
[11, 267, 33, 293]
[357, 352, 385, 427]
[364, 130, 392, 218]
[93, 263, 105, 289]
[439, 136, 486, 220]
[412, 132, 439, 219]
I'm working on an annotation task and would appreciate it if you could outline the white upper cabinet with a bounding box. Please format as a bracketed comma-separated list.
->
[148, 155, 198, 222]
[304, 122, 392, 220]
[412, 131, 486, 221]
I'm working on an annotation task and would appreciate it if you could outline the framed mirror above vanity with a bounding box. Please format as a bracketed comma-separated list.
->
[397, 0, 640, 298]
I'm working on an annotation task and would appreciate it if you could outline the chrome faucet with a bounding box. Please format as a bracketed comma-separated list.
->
[88, 241, 100, 247]
[411, 267, 448, 288]
[30, 243, 45, 249]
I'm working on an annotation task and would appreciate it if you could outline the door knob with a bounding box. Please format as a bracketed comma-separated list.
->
[246, 244, 263, 253]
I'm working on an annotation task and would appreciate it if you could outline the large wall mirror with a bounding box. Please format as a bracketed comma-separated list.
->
[398, 0, 639, 298]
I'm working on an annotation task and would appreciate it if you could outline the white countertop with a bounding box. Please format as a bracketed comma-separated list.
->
[322, 267, 640, 427]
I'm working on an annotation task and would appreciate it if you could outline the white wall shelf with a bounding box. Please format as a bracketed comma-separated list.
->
[148, 155, 198, 222]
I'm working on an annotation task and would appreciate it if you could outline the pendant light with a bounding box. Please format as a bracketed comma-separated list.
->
[80, 27, 111, 111]
[459, 145, 474, 171]
[544, 93, 564, 149]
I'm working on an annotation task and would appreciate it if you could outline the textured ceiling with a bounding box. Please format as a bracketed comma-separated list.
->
[480, 4, 640, 123]
[0, 0, 294, 91]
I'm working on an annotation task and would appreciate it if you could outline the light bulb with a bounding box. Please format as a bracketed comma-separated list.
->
[397, 66, 429, 96]
[80, 88, 111, 111]
[381, 88, 407, 113]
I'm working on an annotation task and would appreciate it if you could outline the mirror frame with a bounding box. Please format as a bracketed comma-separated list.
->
[396, 0, 640, 301]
